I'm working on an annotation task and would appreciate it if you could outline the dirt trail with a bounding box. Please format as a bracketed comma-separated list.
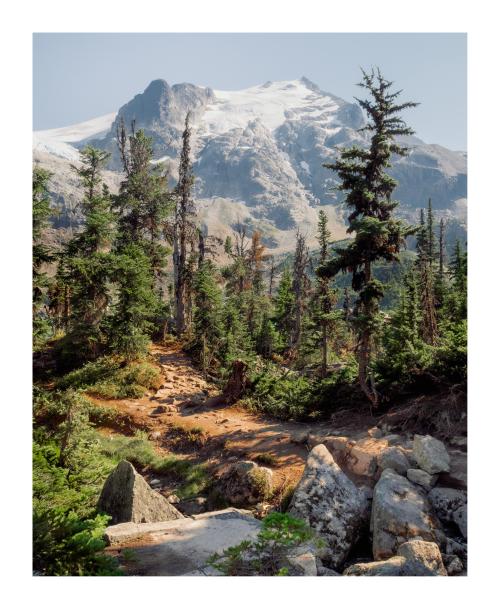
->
[90, 343, 377, 490]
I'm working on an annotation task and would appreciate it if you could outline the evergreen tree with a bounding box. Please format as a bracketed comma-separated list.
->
[246, 231, 268, 339]
[273, 267, 295, 349]
[426, 198, 436, 263]
[173, 113, 197, 335]
[445, 240, 467, 322]
[291, 230, 310, 353]
[313, 210, 336, 376]
[112, 123, 171, 356]
[61, 147, 115, 359]
[33, 166, 54, 347]
[416, 201, 438, 345]
[193, 260, 224, 374]
[434, 217, 446, 310]
[115, 120, 172, 285]
[320, 68, 417, 408]
[110, 244, 158, 359]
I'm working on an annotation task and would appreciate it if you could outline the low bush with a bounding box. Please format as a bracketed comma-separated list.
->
[255, 452, 278, 467]
[33, 509, 120, 576]
[208, 512, 319, 576]
[56, 356, 162, 399]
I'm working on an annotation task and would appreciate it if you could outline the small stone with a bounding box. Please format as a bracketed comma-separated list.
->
[178, 497, 208, 516]
[407, 468, 438, 490]
[287, 551, 317, 576]
[367, 427, 383, 439]
[151, 405, 167, 415]
[413, 435, 450, 474]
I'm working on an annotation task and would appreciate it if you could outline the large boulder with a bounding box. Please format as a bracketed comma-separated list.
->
[413, 435, 450, 474]
[215, 460, 273, 507]
[288, 444, 369, 569]
[428, 487, 467, 539]
[345, 540, 446, 576]
[371, 468, 445, 560]
[97, 460, 184, 525]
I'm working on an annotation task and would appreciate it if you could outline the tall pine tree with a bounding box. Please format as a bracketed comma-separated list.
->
[319, 69, 417, 408]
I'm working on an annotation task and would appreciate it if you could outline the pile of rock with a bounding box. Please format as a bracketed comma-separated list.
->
[285, 434, 467, 576]
[97, 429, 466, 577]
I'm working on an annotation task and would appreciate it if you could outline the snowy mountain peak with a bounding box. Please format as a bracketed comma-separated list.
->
[33, 77, 466, 253]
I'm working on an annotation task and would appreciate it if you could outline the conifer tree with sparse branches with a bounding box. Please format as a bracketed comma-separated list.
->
[319, 68, 417, 408]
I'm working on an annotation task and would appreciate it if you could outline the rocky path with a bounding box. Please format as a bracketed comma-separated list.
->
[90, 343, 376, 492]
[90, 342, 466, 497]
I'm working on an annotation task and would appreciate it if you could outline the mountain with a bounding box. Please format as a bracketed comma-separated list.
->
[33, 77, 467, 252]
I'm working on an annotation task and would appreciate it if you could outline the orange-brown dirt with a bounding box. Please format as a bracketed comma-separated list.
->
[89, 343, 378, 493]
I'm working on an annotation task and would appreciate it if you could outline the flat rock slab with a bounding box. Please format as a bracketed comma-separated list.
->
[105, 508, 261, 576]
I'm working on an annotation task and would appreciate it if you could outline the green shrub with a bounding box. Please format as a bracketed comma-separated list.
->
[255, 452, 278, 467]
[56, 356, 162, 399]
[208, 512, 318, 576]
[33, 508, 120, 576]
[248, 364, 314, 420]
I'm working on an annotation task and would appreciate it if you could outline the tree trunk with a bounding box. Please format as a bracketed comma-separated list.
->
[357, 260, 378, 409]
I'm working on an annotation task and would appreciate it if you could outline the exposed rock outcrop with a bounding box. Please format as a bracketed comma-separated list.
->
[105, 508, 262, 575]
[371, 468, 445, 560]
[288, 444, 369, 569]
[97, 460, 184, 525]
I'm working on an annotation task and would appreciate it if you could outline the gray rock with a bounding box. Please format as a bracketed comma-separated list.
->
[287, 551, 317, 576]
[379, 447, 411, 475]
[446, 537, 467, 559]
[413, 435, 450, 474]
[105, 508, 262, 575]
[97, 460, 184, 525]
[288, 444, 369, 569]
[442, 553, 464, 575]
[371, 468, 445, 560]
[407, 468, 438, 490]
[344, 556, 405, 576]
[438, 449, 467, 490]
[178, 497, 208, 516]
[215, 460, 273, 507]
[344, 540, 446, 576]
[367, 427, 383, 439]
[428, 487, 467, 539]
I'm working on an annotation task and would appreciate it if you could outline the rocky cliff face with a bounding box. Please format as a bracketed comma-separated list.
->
[33, 77, 467, 252]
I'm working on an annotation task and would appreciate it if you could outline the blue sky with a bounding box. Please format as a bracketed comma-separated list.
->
[33, 33, 467, 150]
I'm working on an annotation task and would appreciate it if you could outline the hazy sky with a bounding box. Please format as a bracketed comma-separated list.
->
[33, 33, 467, 150]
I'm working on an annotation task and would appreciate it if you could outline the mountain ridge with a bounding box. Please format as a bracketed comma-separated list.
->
[33, 77, 467, 252]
